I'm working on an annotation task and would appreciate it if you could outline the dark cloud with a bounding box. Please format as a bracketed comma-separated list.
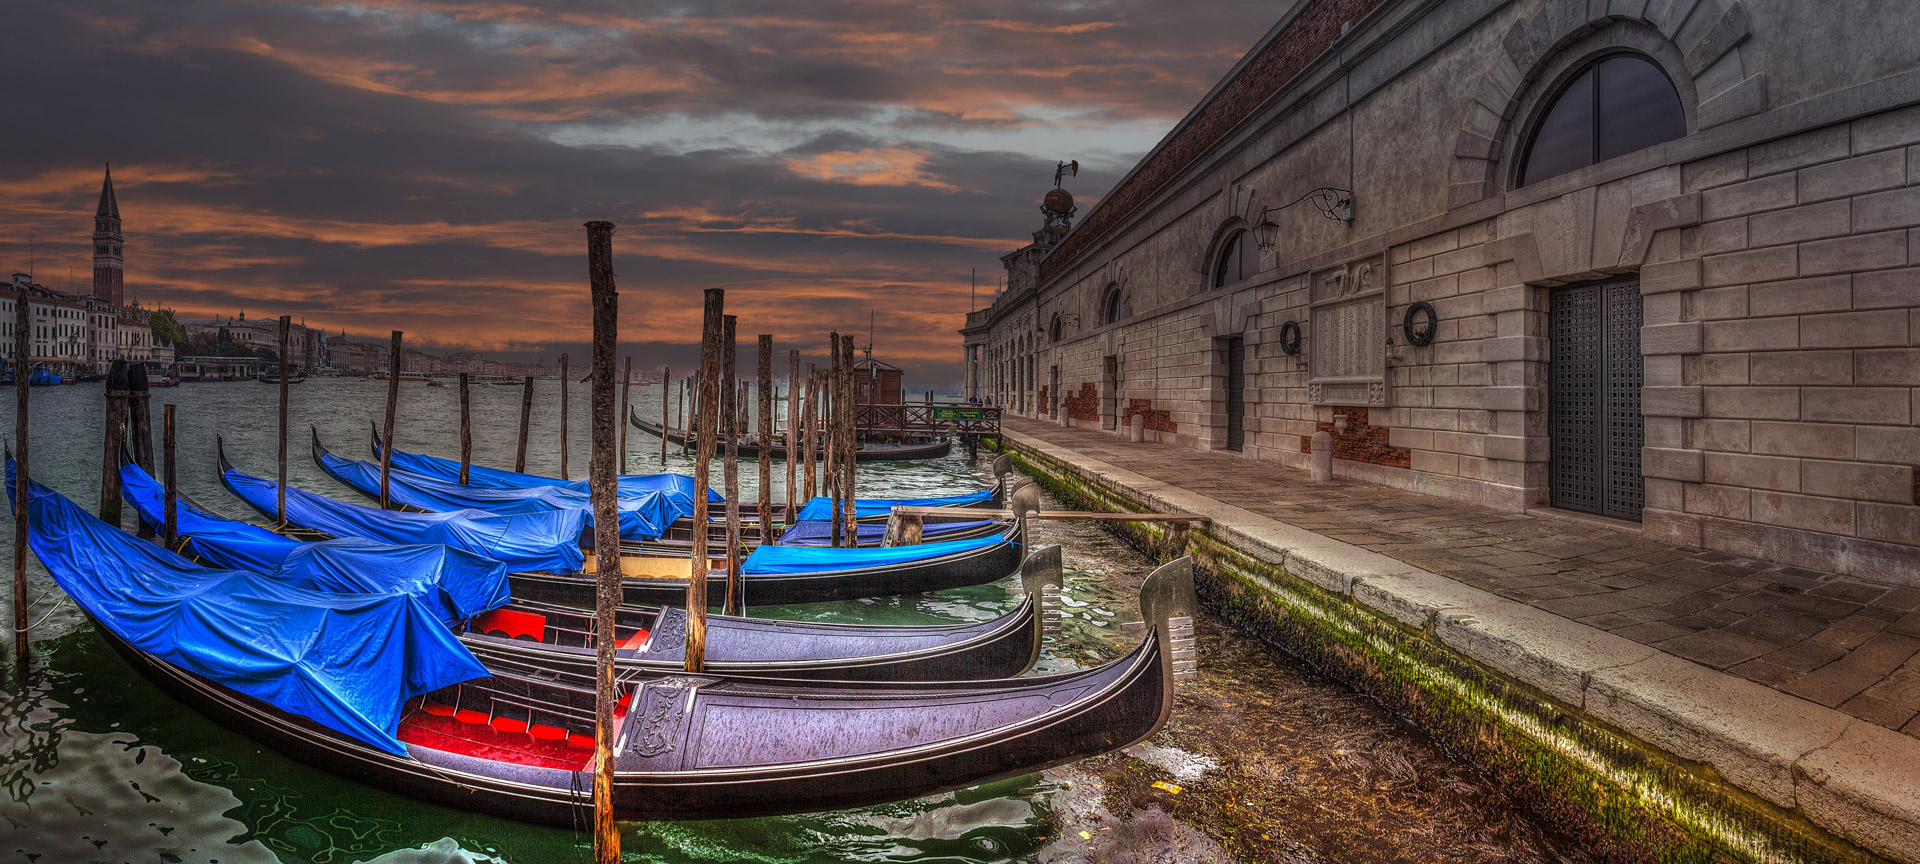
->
[0, 0, 1271, 382]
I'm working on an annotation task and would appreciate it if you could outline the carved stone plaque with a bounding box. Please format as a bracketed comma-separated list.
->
[1308, 256, 1386, 407]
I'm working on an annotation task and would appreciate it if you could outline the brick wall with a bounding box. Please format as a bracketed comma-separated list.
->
[1063, 382, 1100, 422]
[1304, 408, 1411, 468]
[1123, 398, 1177, 433]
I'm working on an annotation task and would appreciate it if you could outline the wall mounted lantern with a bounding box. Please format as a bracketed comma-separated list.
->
[1253, 187, 1355, 253]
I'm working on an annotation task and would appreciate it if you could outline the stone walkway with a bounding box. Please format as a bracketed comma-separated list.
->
[1003, 417, 1920, 741]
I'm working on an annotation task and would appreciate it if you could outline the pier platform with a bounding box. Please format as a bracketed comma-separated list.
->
[997, 415, 1920, 863]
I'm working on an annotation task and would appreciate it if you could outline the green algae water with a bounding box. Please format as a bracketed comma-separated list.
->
[0, 379, 1578, 863]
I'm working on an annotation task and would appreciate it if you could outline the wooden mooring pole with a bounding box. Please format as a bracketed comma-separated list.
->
[686, 289, 723, 673]
[379, 331, 402, 509]
[756, 336, 772, 549]
[840, 334, 857, 548]
[162, 404, 177, 548]
[827, 333, 841, 547]
[582, 220, 622, 864]
[785, 351, 797, 527]
[128, 363, 154, 538]
[679, 374, 690, 455]
[458, 372, 471, 484]
[12, 289, 29, 664]
[277, 316, 291, 524]
[559, 352, 570, 480]
[515, 375, 533, 472]
[721, 316, 742, 616]
[660, 366, 671, 463]
[804, 365, 818, 500]
[99, 360, 128, 528]
[619, 356, 632, 474]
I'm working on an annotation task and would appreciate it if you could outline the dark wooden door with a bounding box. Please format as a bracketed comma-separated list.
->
[1550, 281, 1644, 520]
[1225, 336, 1246, 451]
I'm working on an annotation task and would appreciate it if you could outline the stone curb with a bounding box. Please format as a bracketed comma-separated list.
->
[1002, 428, 1920, 863]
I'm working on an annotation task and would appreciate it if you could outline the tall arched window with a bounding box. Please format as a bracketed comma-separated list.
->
[1048, 312, 1063, 342]
[1211, 229, 1259, 288]
[1519, 53, 1685, 186]
[1101, 284, 1129, 324]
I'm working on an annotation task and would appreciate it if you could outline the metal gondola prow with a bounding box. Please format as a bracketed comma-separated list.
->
[1018, 544, 1064, 646]
[1139, 557, 1198, 685]
[1009, 482, 1040, 546]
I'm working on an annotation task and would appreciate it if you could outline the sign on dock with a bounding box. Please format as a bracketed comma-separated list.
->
[931, 406, 1000, 422]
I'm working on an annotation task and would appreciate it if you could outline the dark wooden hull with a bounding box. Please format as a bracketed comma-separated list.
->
[89, 603, 1173, 827]
[630, 408, 953, 462]
[511, 520, 1024, 606]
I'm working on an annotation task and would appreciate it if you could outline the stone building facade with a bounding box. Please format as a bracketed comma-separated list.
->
[961, 0, 1920, 582]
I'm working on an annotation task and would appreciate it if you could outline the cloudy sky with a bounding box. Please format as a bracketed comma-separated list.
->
[2, 0, 1270, 383]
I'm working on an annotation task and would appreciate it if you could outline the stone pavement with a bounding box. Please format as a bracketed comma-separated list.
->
[1002, 416, 1920, 740]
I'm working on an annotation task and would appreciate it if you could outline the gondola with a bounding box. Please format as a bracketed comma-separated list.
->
[630, 406, 954, 462]
[324, 429, 1006, 548]
[115, 459, 1059, 682]
[25, 479, 1196, 826]
[226, 439, 1036, 606]
[258, 373, 308, 384]
[369, 423, 1009, 522]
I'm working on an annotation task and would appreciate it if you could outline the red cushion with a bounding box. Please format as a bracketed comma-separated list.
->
[454, 709, 490, 726]
[529, 724, 568, 741]
[619, 628, 651, 650]
[420, 702, 456, 717]
[471, 608, 545, 641]
[490, 716, 528, 734]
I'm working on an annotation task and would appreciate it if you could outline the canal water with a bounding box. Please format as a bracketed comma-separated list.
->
[0, 379, 1583, 863]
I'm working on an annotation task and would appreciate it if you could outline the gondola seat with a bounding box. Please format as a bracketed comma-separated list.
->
[472, 608, 545, 641]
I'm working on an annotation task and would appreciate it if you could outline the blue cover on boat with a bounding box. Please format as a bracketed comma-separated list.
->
[776, 518, 998, 547]
[320, 450, 676, 542]
[221, 461, 587, 573]
[791, 489, 995, 523]
[742, 533, 1004, 575]
[381, 445, 722, 511]
[118, 464, 510, 624]
[18, 479, 485, 757]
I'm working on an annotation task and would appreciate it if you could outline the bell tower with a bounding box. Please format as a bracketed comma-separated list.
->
[92, 164, 124, 306]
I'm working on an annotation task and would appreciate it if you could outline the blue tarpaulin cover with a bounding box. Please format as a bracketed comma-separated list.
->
[791, 490, 995, 523]
[19, 479, 486, 756]
[319, 449, 678, 541]
[220, 460, 587, 573]
[742, 532, 1004, 575]
[776, 518, 998, 547]
[118, 464, 511, 623]
[379, 444, 722, 512]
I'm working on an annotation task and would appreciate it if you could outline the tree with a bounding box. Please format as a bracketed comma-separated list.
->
[150, 308, 188, 346]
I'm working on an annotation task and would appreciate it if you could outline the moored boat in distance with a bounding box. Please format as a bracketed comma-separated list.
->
[629, 406, 953, 462]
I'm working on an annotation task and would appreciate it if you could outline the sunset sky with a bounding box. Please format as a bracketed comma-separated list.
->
[2, 0, 1270, 383]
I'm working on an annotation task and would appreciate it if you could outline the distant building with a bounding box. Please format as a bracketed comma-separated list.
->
[92, 165, 124, 307]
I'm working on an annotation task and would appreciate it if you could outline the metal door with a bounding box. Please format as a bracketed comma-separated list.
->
[1225, 336, 1246, 451]
[1549, 281, 1643, 520]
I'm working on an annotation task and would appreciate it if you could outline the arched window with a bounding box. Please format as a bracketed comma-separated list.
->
[1519, 53, 1685, 186]
[1048, 312, 1063, 342]
[1211, 229, 1259, 288]
[1101, 284, 1129, 325]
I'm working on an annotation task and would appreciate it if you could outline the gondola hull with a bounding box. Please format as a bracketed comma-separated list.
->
[630, 408, 953, 462]
[511, 519, 1024, 606]
[90, 594, 1175, 827]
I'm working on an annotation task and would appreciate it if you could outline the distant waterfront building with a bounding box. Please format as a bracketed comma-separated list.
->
[962, 0, 1920, 581]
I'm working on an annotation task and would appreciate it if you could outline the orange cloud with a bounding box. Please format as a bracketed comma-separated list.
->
[782, 148, 969, 192]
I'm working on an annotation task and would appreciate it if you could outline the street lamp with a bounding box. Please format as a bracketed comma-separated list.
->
[1253, 187, 1354, 253]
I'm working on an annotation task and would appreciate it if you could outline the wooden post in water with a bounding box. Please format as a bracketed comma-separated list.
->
[756, 336, 772, 547]
[841, 334, 858, 547]
[277, 316, 291, 524]
[803, 365, 818, 501]
[559, 353, 569, 480]
[785, 351, 798, 528]
[618, 356, 632, 474]
[458, 373, 471, 484]
[515, 375, 533, 472]
[99, 360, 128, 528]
[660, 365, 671, 463]
[686, 289, 724, 673]
[582, 220, 622, 864]
[379, 331, 402, 509]
[128, 363, 154, 538]
[162, 404, 177, 548]
[827, 333, 841, 547]
[679, 374, 690, 455]
[12, 288, 29, 663]
[720, 316, 742, 616]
